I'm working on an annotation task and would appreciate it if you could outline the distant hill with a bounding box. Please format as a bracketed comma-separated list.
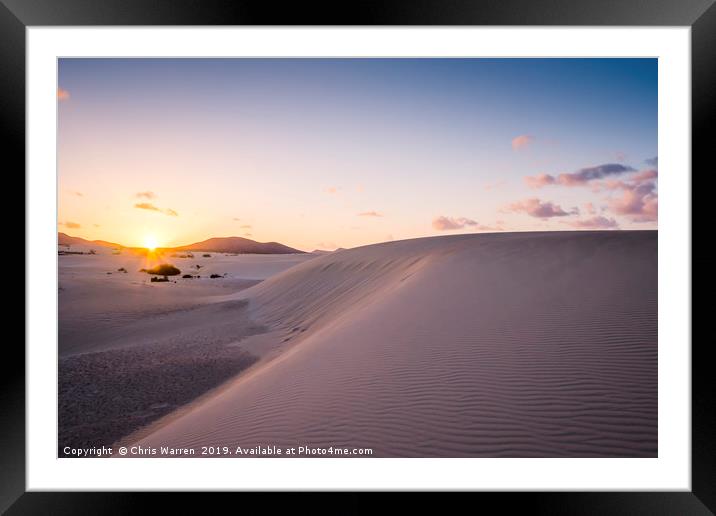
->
[58, 232, 121, 248]
[58, 232, 304, 254]
[167, 237, 304, 255]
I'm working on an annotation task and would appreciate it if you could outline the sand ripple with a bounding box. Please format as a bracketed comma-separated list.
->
[136, 231, 657, 457]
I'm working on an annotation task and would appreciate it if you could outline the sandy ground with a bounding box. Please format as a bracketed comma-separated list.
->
[119, 231, 658, 458]
[58, 250, 315, 455]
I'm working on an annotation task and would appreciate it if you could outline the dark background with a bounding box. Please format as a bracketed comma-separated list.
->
[4, 0, 713, 513]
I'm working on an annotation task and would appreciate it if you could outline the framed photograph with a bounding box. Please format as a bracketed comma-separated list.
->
[7, 0, 712, 512]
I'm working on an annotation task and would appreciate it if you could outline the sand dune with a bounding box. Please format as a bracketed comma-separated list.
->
[132, 231, 657, 457]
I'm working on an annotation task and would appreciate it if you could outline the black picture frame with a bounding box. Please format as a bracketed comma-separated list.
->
[5, 0, 712, 512]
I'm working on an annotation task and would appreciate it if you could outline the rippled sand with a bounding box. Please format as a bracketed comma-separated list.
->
[129, 231, 657, 457]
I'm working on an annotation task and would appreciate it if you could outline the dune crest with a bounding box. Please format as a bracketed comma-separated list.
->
[134, 231, 657, 457]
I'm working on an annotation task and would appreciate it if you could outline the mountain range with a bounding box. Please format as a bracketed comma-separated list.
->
[58, 233, 304, 254]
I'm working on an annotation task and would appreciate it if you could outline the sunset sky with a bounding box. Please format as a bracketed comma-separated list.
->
[58, 58, 657, 251]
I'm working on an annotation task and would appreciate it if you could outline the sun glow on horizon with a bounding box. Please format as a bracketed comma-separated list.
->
[144, 235, 159, 252]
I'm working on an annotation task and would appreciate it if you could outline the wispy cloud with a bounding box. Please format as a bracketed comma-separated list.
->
[506, 198, 578, 218]
[232, 217, 241, 221]
[135, 191, 157, 200]
[630, 169, 658, 183]
[240, 224, 252, 229]
[645, 156, 658, 167]
[325, 187, 339, 194]
[524, 163, 635, 189]
[134, 202, 178, 216]
[560, 163, 636, 186]
[61, 221, 81, 229]
[58, 88, 70, 101]
[524, 173, 556, 189]
[134, 202, 161, 212]
[358, 211, 383, 217]
[566, 216, 619, 229]
[512, 134, 534, 150]
[432, 216, 478, 230]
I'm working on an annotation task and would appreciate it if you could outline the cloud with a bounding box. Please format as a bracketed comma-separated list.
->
[525, 163, 635, 188]
[240, 224, 252, 229]
[586, 168, 658, 223]
[597, 169, 657, 192]
[645, 156, 658, 167]
[134, 202, 178, 216]
[57, 88, 70, 101]
[507, 198, 577, 218]
[563, 163, 636, 184]
[432, 216, 479, 230]
[567, 216, 619, 229]
[325, 187, 339, 194]
[93, 224, 101, 228]
[524, 173, 556, 189]
[232, 217, 240, 221]
[244, 233, 252, 237]
[358, 211, 383, 217]
[135, 191, 156, 200]
[584, 202, 597, 215]
[608, 182, 658, 222]
[61, 221, 81, 229]
[134, 202, 161, 212]
[630, 169, 658, 183]
[73, 191, 83, 197]
[512, 134, 534, 150]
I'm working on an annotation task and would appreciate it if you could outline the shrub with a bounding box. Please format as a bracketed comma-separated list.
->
[202, 254, 212, 258]
[145, 264, 181, 277]
[182, 274, 193, 279]
[210, 273, 222, 279]
[150, 276, 169, 283]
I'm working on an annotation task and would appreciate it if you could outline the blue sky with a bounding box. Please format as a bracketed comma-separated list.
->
[58, 58, 658, 250]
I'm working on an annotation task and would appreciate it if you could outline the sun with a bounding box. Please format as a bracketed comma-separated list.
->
[144, 235, 159, 252]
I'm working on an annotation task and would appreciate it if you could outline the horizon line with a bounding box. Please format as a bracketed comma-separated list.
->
[57, 228, 657, 253]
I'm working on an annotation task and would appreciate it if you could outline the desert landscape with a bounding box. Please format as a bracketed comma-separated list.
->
[58, 230, 657, 457]
[58, 57, 658, 458]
